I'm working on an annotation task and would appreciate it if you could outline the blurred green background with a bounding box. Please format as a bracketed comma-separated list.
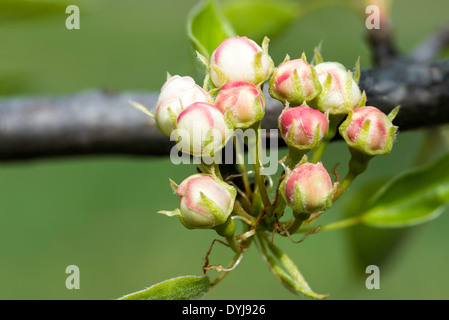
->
[0, 0, 448, 300]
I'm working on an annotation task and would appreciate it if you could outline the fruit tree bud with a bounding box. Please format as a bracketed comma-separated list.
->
[174, 102, 232, 157]
[278, 104, 328, 151]
[155, 75, 210, 136]
[313, 62, 361, 115]
[161, 174, 237, 230]
[339, 106, 398, 156]
[269, 56, 322, 106]
[280, 162, 333, 214]
[215, 80, 265, 129]
[210, 36, 274, 88]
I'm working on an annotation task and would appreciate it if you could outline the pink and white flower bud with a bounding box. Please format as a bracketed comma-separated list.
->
[155, 75, 210, 136]
[280, 162, 333, 214]
[269, 58, 322, 106]
[313, 62, 361, 114]
[163, 174, 237, 229]
[174, 102, 232, 157]
[210, 36, 274, 88]
[215, 80, 265, 129]
[278, 105, 328, 150]
[339, 106, 398, 156]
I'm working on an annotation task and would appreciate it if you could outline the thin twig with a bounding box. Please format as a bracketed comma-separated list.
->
[412, 21, 449, 62]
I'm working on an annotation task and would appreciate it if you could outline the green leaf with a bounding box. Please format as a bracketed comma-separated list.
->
[0, 0, 72, 22]
[262, 235, 328, 299]
[222, 0, 298, 43]
[362, 153, 449, 227]
[118, 275, 210, 300]
[344, 179, 409, 273]
[187, 0, 237, 60]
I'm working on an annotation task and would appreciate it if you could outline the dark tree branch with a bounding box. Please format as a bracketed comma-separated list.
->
[411, 21, 449, 62]
[1, 58, 449, 162]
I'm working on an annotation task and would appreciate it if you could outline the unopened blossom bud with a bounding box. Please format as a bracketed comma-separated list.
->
[156, 75, 210, 136]
[174, 102, 232, 157]
[161, 174, 237, 230]
[269, 56, 322, 105]
[280, 162, 333, 214]
[210, 36, 274, 88]
[278, 105, 328, 151]
[215, 80, 265, 129]
[313, 62, 361, 115]
[339, 106, 398, 156]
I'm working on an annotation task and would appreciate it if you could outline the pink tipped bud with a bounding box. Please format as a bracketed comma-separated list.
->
[339, 106, 398, 156]
[174, 102, 232, 157]
[170, 174, 237, 229]
[215, 80, 265, 128]
[313, 62, 361, 114]
[269, 58, 322, 105]
[156, 75, 210, 136]
[278, 105, 328, 150]
[210, 36, 274, 88]
[280, 162, 333, 214]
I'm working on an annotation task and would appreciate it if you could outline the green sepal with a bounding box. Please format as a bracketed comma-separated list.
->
[199, 191, 227, 225]
[353, 56, 361, 84]
[292, 69, 305, 104]
[254, 51, 264, 84]
[356, 91, 367, 109]
[268, 67, 285, 103]
[262, 36, 270, 55]
[388, 105, 400, 121]
[156, 106, 178, 136]
[310, 66, 322, 100]
[130, 101, 155, 119]
[210, 64, 228, 88]
[311, 72, 332, 112]
[312, 42, 324, 66]
[342, 70, 355, 113]
[158, 208, 181, 218]
[169, 179, 179, 193]
[196, 50, 209, 68]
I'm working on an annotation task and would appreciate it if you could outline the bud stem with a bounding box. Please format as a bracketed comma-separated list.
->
[226, 236, 241, 254]
[288, 148, 307, 169]
[333, 148, 373, 201]
[233, 201, 256, 225]
[234, 135, 253, 200]
[295, 215, 362, 234]
[287, 212, 311, 235]
[252, 122, 273, 216]
[213, 162, 223, 180]
[310, 114, 345, 163]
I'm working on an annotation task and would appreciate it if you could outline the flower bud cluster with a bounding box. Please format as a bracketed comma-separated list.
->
[156, 36, 275, 231]
[135, 36, 399, 233]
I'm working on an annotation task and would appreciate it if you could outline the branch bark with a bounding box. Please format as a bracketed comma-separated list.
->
[1, 58, 449, 162]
